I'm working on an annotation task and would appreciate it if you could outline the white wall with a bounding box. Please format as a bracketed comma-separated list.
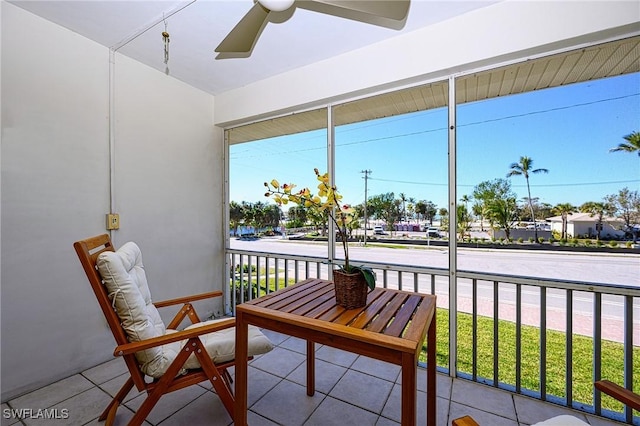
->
[214, 0, 640, 127]
[1, 2, 222, 401]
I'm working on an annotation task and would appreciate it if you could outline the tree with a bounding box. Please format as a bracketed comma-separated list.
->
[399, 193, 408, 221]
[507, 156, 549, 242]
[306, 205, 329, 235]
[287, 205, 307, 228]
[552, 203, 576, 240]
[263, 204, 281, 230]
[457, 204, 472, 240]
[473, 178, 516, 229]
[472, 202, 484, 231]
[229, 201, 244, 235]
[485, 197, 518, 240]
[605, 187, 640, 242]
[416, 200, 437, 225]
[538, 202, 554, 222]
[609, 131, 640, 156]
[460, 194, 471, 210]
[415, 201, 426, 222]
[580, 201, 614, 241]
[368, 193, 402, 236]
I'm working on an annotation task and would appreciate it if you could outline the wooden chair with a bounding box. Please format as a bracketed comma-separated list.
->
[452, 380, 640, 425]
[74, 234, 273, 426]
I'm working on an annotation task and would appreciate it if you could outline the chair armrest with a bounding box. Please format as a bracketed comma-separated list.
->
[113, 317, 235, 356]
[153, 291, 222, 308]
[452, 416, 480, 426]
[595, 380, 640, 411]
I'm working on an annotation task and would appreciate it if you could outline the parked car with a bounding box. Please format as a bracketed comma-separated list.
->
[426, 227, 440, 238]
[373, 225, 385, 235]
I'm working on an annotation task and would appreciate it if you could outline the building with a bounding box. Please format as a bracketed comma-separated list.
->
[547, 213, 626, 239]
[2, 1, 638, 419]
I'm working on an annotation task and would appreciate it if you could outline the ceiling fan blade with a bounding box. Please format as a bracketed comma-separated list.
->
[311, 0, 410, 21]
[215, 3, 270, 54]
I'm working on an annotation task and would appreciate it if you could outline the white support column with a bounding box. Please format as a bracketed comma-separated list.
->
[327, 106, 336, 277]
[448, 76, 458, 377]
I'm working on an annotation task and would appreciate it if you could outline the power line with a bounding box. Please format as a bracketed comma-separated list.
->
[369, 177, 640, 188]
[229, 93, 639, 158]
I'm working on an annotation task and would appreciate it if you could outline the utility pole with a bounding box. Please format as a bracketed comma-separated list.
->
[361, 170, 372, 246]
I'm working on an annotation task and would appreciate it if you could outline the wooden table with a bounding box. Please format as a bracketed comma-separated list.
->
[234, 278, 437, 425]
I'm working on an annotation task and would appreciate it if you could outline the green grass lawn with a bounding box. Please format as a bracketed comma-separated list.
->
[424, 308, 639, 414]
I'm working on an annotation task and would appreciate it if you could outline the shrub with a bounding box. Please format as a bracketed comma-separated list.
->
[596, 240, 604, 247]
[236, 264, 257, 273]
[538, 237, 545, 244]
[517, 237, 523, 243]
[571, 238, 579, 246]
[584, 239, 592, 246]
[549, 237, 555, 244]
[528, 237, 534, 243]
[626, 241, 633, 248]
[609, 240, 618, 248]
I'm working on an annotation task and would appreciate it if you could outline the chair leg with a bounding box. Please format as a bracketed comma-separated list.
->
[128, 343, 195, 426]
[222, 368, 233, 389]
[99, 376, 134, 424]
[192, 340, 235, 418]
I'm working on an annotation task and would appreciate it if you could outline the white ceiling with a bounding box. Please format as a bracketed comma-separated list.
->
[9, 0, 498, 96]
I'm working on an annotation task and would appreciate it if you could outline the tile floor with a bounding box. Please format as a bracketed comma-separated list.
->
[1, 330, 628, 426]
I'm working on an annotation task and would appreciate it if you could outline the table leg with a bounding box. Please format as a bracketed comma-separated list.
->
[306, 340, 315, 396]
[234, 311, 249, 426]
[427, 314, 436, 426]
[401, 353, 417, 426]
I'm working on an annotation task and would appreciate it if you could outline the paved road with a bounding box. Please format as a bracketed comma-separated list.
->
[232, 237, 639, 286]
[230, 237, 640, 342]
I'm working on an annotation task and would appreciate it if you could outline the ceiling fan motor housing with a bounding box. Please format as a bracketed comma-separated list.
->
[259, 0, 296, 12]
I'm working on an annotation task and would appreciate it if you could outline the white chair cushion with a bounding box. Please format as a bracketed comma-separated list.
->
[532, 415, 589, 426]
[97, 242, 273, 378]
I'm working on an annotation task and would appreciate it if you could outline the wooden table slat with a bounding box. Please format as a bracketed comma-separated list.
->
[251, 278, 321, 305]
[278, 284, 334, 314]
[404, 297, 437, 344]
[317, 287, 383, 323]
[334, 288, 392, 326]
[367, 292, 411, 334]
[302, 293, 342, 319]
[290, 287, 337, 316]
[258, 279, 330, 311]
[384, 294, 422, 337]
[348, 290, 398, 330]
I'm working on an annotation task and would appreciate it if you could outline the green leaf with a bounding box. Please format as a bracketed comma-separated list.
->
[356, 265, 376, 290]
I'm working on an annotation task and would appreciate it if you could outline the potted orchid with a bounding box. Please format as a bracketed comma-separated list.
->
[264, 169, 375, 307]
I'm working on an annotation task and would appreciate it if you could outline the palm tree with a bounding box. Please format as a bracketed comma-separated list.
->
[399, 193, 408, 222]
[507, 156, 549, 242]
[485, 197, 518, 240]
[552, 203, 576, 240]
[580, 201, 613, 241]
[609, 131, 640, 156]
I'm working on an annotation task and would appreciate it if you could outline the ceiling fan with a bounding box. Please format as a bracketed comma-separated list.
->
[215, 0, 410, 58]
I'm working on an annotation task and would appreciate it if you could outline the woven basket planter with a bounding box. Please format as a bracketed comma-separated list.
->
[333, 269, 368, 309]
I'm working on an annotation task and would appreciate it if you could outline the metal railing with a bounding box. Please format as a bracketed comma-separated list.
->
[227, 248, 639, 424]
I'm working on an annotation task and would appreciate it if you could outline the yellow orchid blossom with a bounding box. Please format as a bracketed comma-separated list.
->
[263, 170, 376, 290]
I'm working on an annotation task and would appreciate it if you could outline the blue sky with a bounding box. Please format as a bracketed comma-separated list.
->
[230, 73, 639, 214]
